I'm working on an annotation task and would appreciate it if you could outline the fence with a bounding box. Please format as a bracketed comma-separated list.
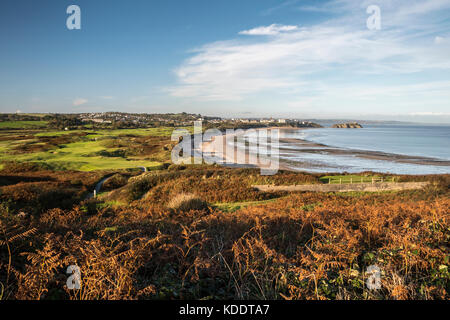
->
[325, 177, 398, 185]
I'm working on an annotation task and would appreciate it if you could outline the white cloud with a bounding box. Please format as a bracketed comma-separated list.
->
[396, 0, 450, 16]
[169, 0, 450, 111]
[434, 36, 447, 44]
[73, 98, 88, 106]
[169, 28, 450, 100]
[239, 24, 299, 36]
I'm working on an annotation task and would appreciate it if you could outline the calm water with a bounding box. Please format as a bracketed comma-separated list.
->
[279, 124, 450, 174]
[295, 124, 450, 160]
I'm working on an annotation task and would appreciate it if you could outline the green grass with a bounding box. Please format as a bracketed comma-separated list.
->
[103, 226, 119, 233]
[215, 199, 320, 213]
[34, 127, 181, 138]
[300, 203, 322, 212]
[0, 126, 189, 171]
[319, 175, 395, 184]
[34, 130, 88, 137]
[331, 190, 398, 197]
[215, 198, 282, 212]
[97, 200, 127, 208]
[0, 141, 11, 153]
[99, 127, 177, 137]
[0, 136, 162, 171]
[0, 121, 48, 129]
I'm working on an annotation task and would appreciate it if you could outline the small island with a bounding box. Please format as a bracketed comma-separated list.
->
[332, 122, 363, 128]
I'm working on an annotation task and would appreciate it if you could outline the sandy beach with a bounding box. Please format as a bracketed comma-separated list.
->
[200, 127, 450, 173]
[200, 128, 291, 172]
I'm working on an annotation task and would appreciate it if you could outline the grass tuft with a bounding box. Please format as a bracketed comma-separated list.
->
[167, 193, 209, 212]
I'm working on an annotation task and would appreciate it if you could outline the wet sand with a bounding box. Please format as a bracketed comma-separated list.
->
[201, 130, 291, 171]
[200, 127, 450, 172]
[278, 137, 450, 167]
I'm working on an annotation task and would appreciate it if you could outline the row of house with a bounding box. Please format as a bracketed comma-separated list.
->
[230, 118, 287, 124]
[78, 112, 318, 128]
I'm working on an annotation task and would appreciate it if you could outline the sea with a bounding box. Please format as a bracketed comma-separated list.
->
[278, 123, 450, 174]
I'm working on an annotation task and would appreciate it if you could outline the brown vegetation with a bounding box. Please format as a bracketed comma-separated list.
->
[0, 165, 448, 300]
[11, 133, 89, 154]
[102, 135, 175, 162]
[167, 193, 210, 212]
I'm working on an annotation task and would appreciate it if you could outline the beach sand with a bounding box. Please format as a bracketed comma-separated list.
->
[199, 127, 450, 173]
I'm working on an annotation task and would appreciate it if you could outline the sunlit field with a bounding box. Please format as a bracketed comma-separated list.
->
[0, 125, 177, 171]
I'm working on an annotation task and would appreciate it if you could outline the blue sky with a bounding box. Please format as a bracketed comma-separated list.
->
[1, 0, 450, 123]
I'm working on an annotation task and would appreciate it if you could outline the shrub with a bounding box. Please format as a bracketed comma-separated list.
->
[0, 161, 51, 173]
[126, 172, 182, 201]
[102, 174, 128, 191]
[166, 193, 209, 212]
[96, 149, 127, 158]
[168, 164, 186, 171]
[2, 167, 448, 300]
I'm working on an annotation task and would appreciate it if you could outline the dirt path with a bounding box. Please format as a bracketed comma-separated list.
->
[84, 166, 147, 200]
[253, 181, 431, 193]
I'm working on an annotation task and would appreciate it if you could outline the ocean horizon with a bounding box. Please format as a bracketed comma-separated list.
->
[275, 123, 450, 174]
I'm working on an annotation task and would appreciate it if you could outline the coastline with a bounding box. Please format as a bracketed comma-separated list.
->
[200, 128, 292, 171]
[200, 127, 450, 173]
